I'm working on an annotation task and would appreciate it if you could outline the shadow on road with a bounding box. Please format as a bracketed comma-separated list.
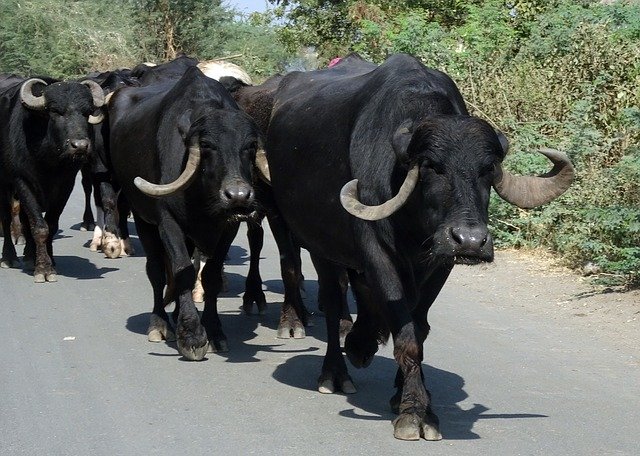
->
[54, 255, 119, 280]
[8, 254, 119, 280]
[271, 353, 547, 440]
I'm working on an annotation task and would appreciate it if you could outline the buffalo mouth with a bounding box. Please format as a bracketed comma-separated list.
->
[454, 254, 493, 266]
[224, 207, 259, 223]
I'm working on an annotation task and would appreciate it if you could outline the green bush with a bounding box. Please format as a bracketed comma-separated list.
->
[0, 0, 142, 77]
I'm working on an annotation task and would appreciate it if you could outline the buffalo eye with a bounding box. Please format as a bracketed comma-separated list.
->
[480, 163, 497, 178]
[424, 161, 445, 175]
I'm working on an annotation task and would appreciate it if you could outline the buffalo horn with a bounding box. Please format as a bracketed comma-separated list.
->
[493, 148, 575, 208]
[134, 135, 201, 197]
[254, 148, 271, 183]
[340, 164, 419, 221]
[81, 80, 105, 124]
[20, 78, 48, 111]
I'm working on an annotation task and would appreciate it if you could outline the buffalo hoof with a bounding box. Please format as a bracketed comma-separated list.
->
[277, 306, 306, 339]
[242, 289, 267, 315]
[393, 412, 442, 441]
[317, 372, 357, 395]
[344, 328, 378, 369]
[0, 258, 20, 269]
[80, 222, 95, 232]
[121, 238, 135, 256]
[34, 271, 57, 283]
[176, 318, 209, 361]
[147, 314, 176, 342]
[339, 318, 353, 348]
[277, 321, 305, 339]
[102, 232, 121, 259]
[207, 338, 229, 353]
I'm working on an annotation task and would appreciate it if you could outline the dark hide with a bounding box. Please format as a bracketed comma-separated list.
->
[0, 77, 103, 281]
[132, 55, 199, 86]
[108, 66, 262, 359]
[265, 53, 511, 440]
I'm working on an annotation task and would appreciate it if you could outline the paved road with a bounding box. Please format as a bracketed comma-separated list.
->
[1, 180, 638, 455]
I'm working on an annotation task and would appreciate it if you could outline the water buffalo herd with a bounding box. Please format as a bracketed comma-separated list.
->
[0, 53, 574, 441]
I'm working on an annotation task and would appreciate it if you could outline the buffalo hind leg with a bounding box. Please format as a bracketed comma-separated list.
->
[242, 217, 267, 315]
[117, 193, 135, 256]
[267, 211, 307, 339]
[100, 181, 122, 258]
[0, 191, 19, 268]
[313, 255, 356, 395]
[344, 269, 380, 369]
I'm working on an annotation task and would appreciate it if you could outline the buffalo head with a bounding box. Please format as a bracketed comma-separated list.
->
[340, 116, 574, 264]
[134, 108, 262, 220]
[20, 78, 104, 160]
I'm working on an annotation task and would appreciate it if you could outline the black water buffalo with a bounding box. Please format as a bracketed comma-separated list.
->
[0, 76, 105, 281]
[264, 53, 574, 440]
[227, 74, 313, 337]
[108, 66, 264, 359]
[79, 70, 140, 258]
[126, 56, 271, 328]
[77, 69, 136, 234]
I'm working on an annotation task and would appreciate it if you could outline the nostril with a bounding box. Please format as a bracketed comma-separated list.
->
[450, 227, 465, 245]
[70, 139, 89, 151]
[450, 226, 489, 249]
[238, 187, 252, 201]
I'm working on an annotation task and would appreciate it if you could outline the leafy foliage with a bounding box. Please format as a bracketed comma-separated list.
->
[0, 0, 292, 79]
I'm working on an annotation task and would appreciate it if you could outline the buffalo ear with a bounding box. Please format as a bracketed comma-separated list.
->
[495, 130, 509, 158]
[391, 120, 414, 165]
[177, 109, 193, 140]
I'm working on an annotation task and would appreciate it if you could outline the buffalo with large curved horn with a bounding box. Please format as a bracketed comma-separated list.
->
[340, 148, 574, 220]
[19, 78, 48, 111]
[21, 78, 106, 125]
[80, 80, 106, 125]
[134, 134, 201, 197]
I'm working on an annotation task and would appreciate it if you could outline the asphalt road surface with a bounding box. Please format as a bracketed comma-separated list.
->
[1, 179, 638, 456]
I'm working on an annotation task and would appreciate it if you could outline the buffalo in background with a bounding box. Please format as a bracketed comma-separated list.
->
[0, 75, 105, 282]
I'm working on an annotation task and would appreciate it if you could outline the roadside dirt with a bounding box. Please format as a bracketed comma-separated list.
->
[447, 249, 639, 355]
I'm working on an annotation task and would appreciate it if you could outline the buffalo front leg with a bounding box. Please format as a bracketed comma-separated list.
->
[80, 164, 95, 231]
[357, 230, 441, 441]
[14, 180, 56, 282]
[158, 216, 208, 361]
[389, 264, 452, 442]
[134, 217, 175, 343]
[200, 224, 239, 353]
